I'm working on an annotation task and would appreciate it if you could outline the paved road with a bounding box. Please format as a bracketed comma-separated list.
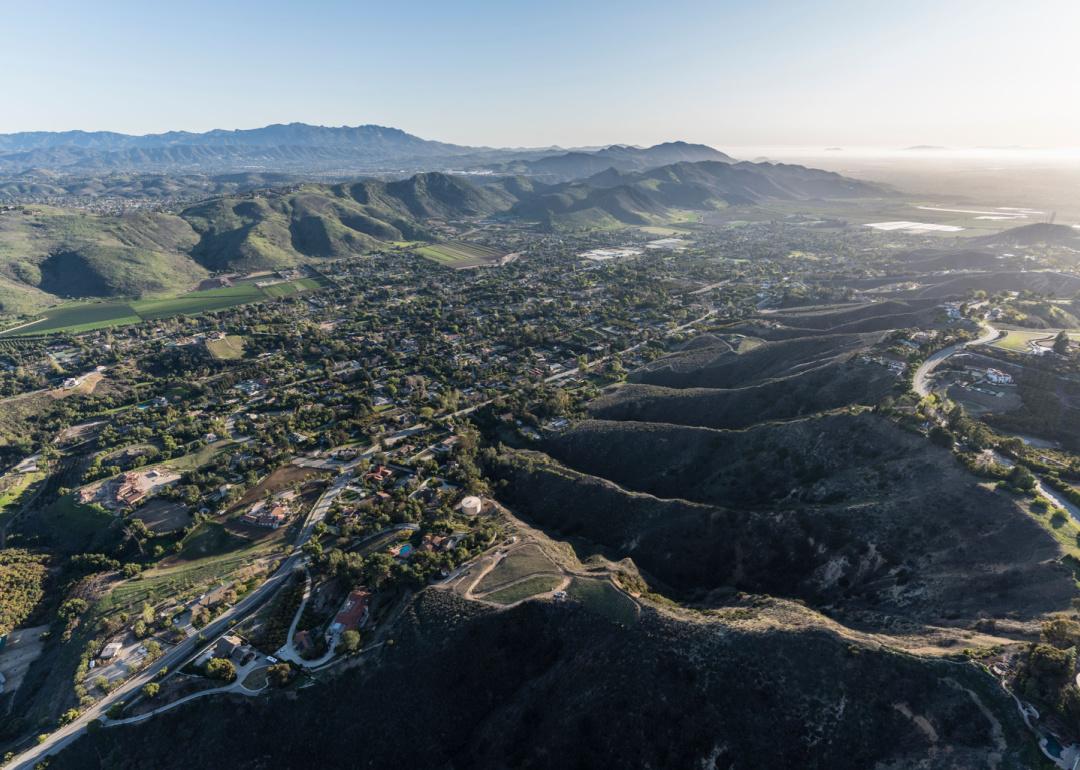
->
[913, 323, 999, 397]
[8, 470, 352, 770]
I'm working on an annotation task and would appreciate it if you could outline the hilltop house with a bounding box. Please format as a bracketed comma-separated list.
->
[241, 500, 289, 529]
[330, 589, 372, 634]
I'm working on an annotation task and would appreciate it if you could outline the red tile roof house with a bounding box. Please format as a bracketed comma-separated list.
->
[329, 589, 372, 634]
[365, 465, 394, 483]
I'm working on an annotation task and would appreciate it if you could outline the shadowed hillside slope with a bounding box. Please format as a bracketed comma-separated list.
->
[49, 591, 1035, 770]
[631, 331, 885, 389]
[590, 358, 899, 429]
[492, 414, 1073, 621]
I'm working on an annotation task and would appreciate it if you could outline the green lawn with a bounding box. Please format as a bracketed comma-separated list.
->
[991, 330, 1054, 352]
[177, 521, 247, 561]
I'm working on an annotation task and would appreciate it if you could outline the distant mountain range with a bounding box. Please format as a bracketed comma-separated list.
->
[0, 124, 490, 175]
[0, 123, 729, 180]
[0, 124, 732, 183]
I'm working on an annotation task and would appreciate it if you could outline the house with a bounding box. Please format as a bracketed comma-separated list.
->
[330, 589, 372, 633]
[241, 501, 289, 528]
[986, 368, 1013, 385]
[214, 634, 244, 660]
[422, 534, 450, 552]
[365, 465, 394, 483]
[109, 468, 180, 509]
[100, 641, 123, 660]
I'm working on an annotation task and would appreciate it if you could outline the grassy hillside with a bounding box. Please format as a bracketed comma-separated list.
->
[509, 160, 888, 230]
[0, 207, 204, 314]
[0, 161, 887, 314]
[0, 172, 509, 315]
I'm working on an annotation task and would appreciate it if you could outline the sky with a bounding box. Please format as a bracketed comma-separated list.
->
[4, 0, 1080, 150]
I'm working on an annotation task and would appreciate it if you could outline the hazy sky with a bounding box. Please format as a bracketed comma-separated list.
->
[4, 0, 1079, 149]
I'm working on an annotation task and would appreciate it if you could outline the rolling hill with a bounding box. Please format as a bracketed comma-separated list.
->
[0, 172, 509, 311]
[977, 222, 1080, 248]
[0, 160, 886, 314]
[510, 160, 889, 229]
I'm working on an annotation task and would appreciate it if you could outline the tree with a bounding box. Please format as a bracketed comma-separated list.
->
[267, 662, 293, 687]
[1008, 464, 1037, 492]
[59, 708, 81, 725]
[205, 657, 237, 682]
[1054, 330, 1071, 356]
[58, 598, 88, 621]
[142, 682, 160, 698]
[928, 426, 954, 448]
[338, 629, 361, 654]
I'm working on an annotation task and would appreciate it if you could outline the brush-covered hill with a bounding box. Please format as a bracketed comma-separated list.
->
[48, 591, 1038, 770]
[493, 412, 1073, 623]
[591, 356, 899, 429]
[629, 331, 885, 389]
[757, 299, 948, 335]
[915, 270, 1080, 300]
[977, 222, 1080, 249]
[510, 160, 889, 229]
[0, 207, 205, 314]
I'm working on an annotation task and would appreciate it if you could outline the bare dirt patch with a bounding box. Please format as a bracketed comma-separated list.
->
[133, 499, 191, 534]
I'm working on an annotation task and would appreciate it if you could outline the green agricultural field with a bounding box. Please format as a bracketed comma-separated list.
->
[131, 284, 265, 320]
[0, 276, 328, 338]
[415, 241, 505, 268]
[0, 302, 142, 336]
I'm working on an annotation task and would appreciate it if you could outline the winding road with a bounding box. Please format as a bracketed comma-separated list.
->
[913, 323, 1000, 397]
